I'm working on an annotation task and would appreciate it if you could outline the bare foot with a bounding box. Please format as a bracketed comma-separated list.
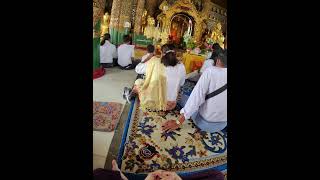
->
[112, 160, 120, 171]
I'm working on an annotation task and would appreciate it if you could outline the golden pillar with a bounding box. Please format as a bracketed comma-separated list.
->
[93, 0, 105, 37]
[119, 0, 132, 32]
[110, 0, 122, 44]
[117, 0, 132, 43]
[133, 0, 145, 34]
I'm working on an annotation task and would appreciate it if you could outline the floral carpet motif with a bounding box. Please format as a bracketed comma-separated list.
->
[181, 79, 196, 96]
[93, 102, 123, 132]
[120, 100, 227, 176]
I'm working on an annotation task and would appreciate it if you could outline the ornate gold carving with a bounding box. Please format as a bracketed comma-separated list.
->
[211, 22, 225, 48]
[93, 0, 105, 28]
[93, 0, 105, 37]
[133, 0, 146, 34]
[157, 0, 206, 44]
[100, 12, 110, 36]
[110, 0, 122, 29]
[118, 0, 132, 31]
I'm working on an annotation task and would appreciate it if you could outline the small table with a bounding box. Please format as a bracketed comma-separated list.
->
[182, 53, 206, 74]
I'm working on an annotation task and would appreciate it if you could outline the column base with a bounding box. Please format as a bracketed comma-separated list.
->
[93, 67, 105, 79]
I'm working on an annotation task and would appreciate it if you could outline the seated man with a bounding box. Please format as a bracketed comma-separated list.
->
[100, 33, 117, 68]
[162, 51, 227, 133]
[118, 35, 140, 70]
[135, 44, 155, 78]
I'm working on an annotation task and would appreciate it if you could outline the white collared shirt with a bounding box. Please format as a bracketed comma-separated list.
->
[200, 59, 214, 73]
[180, 66, 227, 122]
[100, 40, 117, 63]
[135, 53, 151, 74]
[166, 63, 186, 101]
[117, 44, 135, 67]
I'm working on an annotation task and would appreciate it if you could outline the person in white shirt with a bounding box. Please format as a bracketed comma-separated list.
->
[118, 35, 139, 70]
[100, 33, 117, 68]
[124, 44, 186, 110]
[135, 44, 155, 75]
[162, 51, 227, 133]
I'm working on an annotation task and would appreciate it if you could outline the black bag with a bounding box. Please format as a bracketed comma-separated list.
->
[205, 84, 227, 100]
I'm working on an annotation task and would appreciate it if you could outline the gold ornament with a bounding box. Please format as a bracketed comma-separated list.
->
[144, 16, 156, 39]
[211, 22, 224, 48]
[101, 12, 110, 36]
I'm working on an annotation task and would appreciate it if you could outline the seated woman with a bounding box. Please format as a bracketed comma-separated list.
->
[124, 44, 186, 111]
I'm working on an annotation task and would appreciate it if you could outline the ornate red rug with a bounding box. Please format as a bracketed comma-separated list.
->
[93, 102, 124, 132]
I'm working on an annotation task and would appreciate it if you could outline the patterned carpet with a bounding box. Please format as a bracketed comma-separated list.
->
[93, 102, 124, 132]
[118, 98, 227, 179]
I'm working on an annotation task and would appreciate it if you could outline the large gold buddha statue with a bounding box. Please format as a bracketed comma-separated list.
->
[144, 15, 156, 39]
[211, 22, 225, 48]
[100, 12, 110, 36]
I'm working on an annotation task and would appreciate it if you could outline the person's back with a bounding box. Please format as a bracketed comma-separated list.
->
[199, 66, 227, 122]
[173, 51, 227, 133]
[161, 45, 186, 103]
[135, 44, 155, 75]
[118, 43, 134, 67]
[165, 63, 186, 101]
[118, 35, 136, 69]
[100, 40, 117, 64]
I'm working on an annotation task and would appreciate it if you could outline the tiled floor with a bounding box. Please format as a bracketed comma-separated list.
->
[93, 67, 137, 170]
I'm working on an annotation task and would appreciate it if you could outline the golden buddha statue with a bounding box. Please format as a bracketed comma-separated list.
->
[100, 12, 110, 36]
[144, 15, 156, 39]
[141, 10, 148, 34]
[211, 22, 225, 48]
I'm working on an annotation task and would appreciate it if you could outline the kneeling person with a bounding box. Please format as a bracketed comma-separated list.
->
[162, 51, 227, 133]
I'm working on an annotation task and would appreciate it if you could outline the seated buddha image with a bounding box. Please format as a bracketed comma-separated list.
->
[211, 22, 225, 48]
[170, 24, 179, 44]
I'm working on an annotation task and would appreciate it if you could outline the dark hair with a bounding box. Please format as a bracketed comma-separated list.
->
[147, 44, 155, 53]
[214, 50, 227, 67]
[123, 35, 130, 43]
[104, 33, 110, 40]
[161, 44, 178, 67]
[161, 44, 170, 53]
[100, 33, 111, 46]
[168, 43, 175, 50]
[210, 43, 223, 60]
[212, 43, 221, 51]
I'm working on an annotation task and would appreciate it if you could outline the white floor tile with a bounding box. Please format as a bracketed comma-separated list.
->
[93, 154, 106, 170]
[93, 68, 136, 158]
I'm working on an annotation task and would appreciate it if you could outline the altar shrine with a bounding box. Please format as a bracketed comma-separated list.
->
[93, 0, 227, 77]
